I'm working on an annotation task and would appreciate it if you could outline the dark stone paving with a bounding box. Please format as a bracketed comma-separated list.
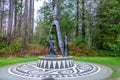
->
[0, 61, 112, 80]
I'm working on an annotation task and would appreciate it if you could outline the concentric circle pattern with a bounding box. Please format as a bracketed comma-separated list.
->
[8, 61, 100, 79]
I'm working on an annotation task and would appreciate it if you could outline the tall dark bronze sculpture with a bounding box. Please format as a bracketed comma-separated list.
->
[47, 4, 68, 56]
[37, 1, 73, 69]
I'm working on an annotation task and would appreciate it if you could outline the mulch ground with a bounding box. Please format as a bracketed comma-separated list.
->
[0, 46, 48, 58]
[0, 45, 99, 58]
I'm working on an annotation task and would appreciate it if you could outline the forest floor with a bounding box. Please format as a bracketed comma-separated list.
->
[0, 44, 99, 57]
[0, 46, 48, 57]
[0, 56, 120, 80]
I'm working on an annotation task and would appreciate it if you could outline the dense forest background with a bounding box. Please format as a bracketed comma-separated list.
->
[0, 0, 120, 57]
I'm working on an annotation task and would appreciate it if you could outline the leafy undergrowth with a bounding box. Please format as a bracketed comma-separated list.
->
[0, 40, 119, 57]
[0, 46, 47, 58]
[0, 38, 47, 57]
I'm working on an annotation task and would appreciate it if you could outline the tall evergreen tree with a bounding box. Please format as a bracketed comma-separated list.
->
[7, 0, 14, 44]
[22, 0, 28, 50]
[81, 0, 85, 40]
[76, 0, 80, 38]
[95, 0, 120, 49]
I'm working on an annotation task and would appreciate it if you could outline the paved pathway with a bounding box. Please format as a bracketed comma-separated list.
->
[0, 61, 112, 80]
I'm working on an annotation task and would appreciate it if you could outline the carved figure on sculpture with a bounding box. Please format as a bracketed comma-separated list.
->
[47, 35, 56, 56]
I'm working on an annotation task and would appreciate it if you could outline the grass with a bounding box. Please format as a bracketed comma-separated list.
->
[0, 56, 120, 80]
[74, 57, 120, 80]
[0, 56, 38, 67]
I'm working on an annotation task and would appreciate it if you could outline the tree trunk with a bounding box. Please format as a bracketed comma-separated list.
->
[0, 0, 5, 36]
[22, 0, 28, 50]
[7, 0, 14, 44]
[28, 0, 34, 43]
[81, 0, 85, 39]
[14, 0, 17, 38]
[76, 0, 79, 38]
[31, 0, 34, 39]
[17, 0, 23, 38]
[0, 1, 2, 34]
[13, 0, 18, 39]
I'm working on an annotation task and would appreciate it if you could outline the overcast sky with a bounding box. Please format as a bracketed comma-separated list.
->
[34, 0, 46, 29]
[34, 0, 44, 21]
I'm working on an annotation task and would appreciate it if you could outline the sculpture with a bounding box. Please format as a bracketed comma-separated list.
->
[47, 4, 68, 56]
[47, 35, 56, 56]
[37, 1, 74, 70]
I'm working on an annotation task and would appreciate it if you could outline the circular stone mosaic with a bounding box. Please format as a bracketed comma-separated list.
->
[8, 61, 100, 79]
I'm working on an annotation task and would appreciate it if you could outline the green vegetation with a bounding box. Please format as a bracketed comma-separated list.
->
[0, 38, 22, 53]
[0, 56, 38, 67]
[95, 0, 120, 52]
[74, 57, 120, 80]
[109, 35, 120, 56]
[0, 0, 120, 57]
[0, 0, 120, 79]
[35, 0, 120, 57]
[0, 56, 119, 80]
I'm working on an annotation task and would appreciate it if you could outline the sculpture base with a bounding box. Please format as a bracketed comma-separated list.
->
[37, 55, 74, 69]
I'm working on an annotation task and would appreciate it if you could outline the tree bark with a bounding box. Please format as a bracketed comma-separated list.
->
[76, 0, 79, 38]
[0, 0, 5, 36]
[13, 0, 17, 39]
[81, 0, 85, 39]
[7, 0, 14, 44]
[17, 0, 23, 38]
[28, 0, 34, 43]
[22, 0, 28, 50]
[0, 1, 2, 33]
[31, 0, 34, 39]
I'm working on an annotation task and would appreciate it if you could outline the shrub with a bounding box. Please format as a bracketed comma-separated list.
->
[69, 51, 74, 56]
[109, 35, 120, 56]
[10, 39, 22, 52]
[73, 37, 86, 46]
[0, 37, 7, 50]
[39, 36, 47, 45]
[0, 39, 22, 53]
